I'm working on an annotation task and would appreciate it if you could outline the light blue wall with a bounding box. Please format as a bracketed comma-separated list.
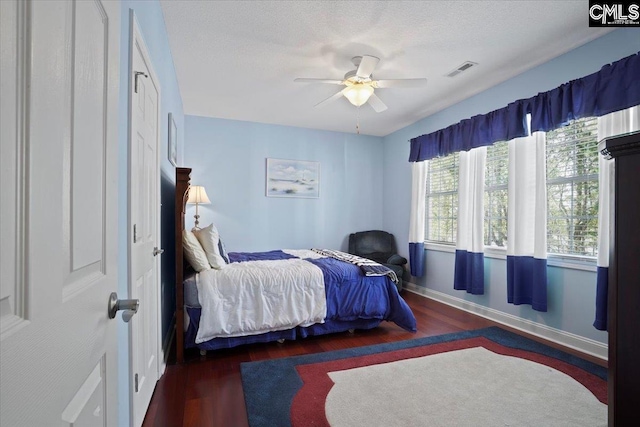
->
[184, 116, 384, 252]
[382, 29, 640, 345]
[117, 1, 184, 425]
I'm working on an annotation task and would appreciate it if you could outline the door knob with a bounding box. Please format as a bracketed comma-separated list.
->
[108, 292, 139, 322]
[153, 247, 164, 256]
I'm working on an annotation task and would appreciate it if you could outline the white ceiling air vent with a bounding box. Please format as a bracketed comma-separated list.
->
[446, 61, 478, 77]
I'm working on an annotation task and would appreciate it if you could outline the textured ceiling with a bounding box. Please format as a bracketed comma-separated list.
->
[160, 1, 612, 136]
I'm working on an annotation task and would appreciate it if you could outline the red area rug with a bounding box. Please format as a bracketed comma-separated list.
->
[291, 336, 606, 426]
[240, 327, 607, 427]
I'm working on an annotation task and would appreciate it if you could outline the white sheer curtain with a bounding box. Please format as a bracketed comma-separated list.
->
[409, 161, 427, 277]
[507, 131, 548, 312]
[594, 105, 640, 330]
[454, 147, 486, 294]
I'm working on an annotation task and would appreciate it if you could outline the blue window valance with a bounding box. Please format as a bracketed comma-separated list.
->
[409, 51, 640, 162]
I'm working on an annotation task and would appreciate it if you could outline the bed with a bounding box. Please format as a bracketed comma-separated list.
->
[175, 167, 417, 363]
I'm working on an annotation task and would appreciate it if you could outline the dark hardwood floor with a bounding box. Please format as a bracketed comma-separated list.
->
[142, 290, 606, 427]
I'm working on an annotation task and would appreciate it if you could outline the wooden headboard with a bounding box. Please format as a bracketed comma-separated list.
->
[175, 167, 191, 364]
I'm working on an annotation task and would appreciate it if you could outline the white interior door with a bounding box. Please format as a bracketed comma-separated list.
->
[0, 0, 120, 426]
[129, 14, 161, 427]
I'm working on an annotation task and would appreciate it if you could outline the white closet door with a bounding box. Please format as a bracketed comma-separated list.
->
[129, 16, 161, 427]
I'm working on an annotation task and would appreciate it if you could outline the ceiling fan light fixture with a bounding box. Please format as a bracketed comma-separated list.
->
[295, 54, 424, 113]
[343, 84, 374, 107]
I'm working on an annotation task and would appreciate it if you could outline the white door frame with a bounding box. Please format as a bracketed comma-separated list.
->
[127, 10, 163, 425]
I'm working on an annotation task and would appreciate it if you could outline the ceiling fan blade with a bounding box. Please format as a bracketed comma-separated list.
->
[374, 78, 428, 88]
[295, 78, 344, 85]
[314, 89, 345, 108]
[356, 55, 380, 79]
[368, 93, 388, 113]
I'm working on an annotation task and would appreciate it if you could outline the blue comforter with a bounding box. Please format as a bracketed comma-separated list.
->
[306, 257, 416, 332]
[229, 250, 416, 332]
[228, 250, 297, 262]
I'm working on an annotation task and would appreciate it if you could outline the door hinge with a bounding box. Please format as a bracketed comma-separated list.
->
[134, 373, 139, 393]
[134, 71, 148, 94]
[133, 224, 137, 243]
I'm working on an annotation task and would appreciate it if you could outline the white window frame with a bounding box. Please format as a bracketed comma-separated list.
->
[425, 153, 459, 245]
[545, 116, 599, 263]
[484, 140, 509, 250]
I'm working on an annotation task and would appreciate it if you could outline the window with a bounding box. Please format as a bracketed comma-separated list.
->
[546, 117, 599, 257]
[484, 141, 509, 248]
[422, 117, 600, 260]
[425, 153, 459, 243]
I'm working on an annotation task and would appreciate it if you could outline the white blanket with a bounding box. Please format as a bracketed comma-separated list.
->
[195, 256, 326, 343]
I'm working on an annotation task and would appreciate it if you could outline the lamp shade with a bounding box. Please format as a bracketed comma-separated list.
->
[187, 185, 211, 204]
[343, 84, 374, 107]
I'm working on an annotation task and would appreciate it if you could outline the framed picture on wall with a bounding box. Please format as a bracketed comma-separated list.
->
[168, 113, 178, 166]
[266, 158, 320, 198]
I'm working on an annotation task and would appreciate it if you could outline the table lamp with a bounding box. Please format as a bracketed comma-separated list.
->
[187, 185, 210, 229]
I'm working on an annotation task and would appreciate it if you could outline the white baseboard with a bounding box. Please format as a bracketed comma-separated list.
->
[404, 282, 608, 361]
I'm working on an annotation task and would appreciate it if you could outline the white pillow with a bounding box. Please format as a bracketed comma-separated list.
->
[183, 229, 211, 272]
[192, 223, 227, 269]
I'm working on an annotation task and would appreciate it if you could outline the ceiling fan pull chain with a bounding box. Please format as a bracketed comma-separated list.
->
[356, 107, 360, 134]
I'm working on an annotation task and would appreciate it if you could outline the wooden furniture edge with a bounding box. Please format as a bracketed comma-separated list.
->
[175, 167, 191, 364]
[602, 130, 640, 426]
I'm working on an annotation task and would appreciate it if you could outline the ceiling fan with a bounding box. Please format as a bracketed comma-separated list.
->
[294, 55, 427, 112]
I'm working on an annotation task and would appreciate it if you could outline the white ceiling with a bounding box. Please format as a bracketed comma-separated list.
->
[160, 1, 612, 137]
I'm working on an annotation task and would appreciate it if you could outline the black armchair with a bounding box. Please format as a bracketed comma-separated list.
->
[348, 230, 407, 292]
